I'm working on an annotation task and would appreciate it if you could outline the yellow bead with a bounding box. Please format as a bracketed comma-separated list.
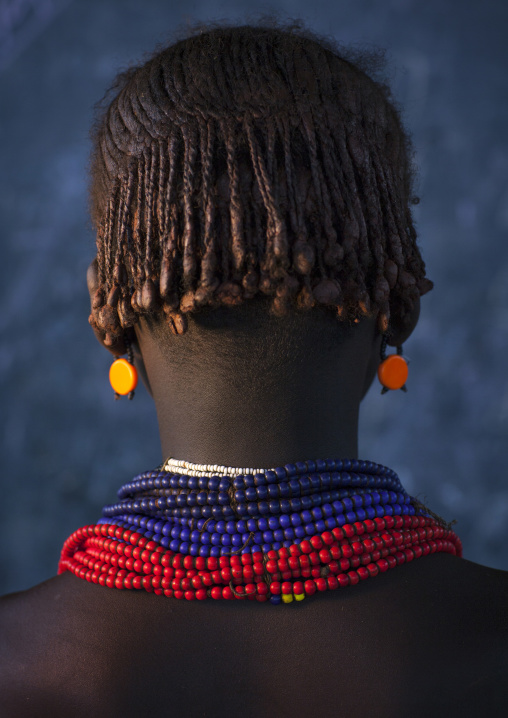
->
[109, 358, 138, 395]
[282, 593, 293, 603]
[294, 593, 305, 601]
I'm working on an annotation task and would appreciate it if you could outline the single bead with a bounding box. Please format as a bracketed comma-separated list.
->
[293, 581, 304, 595]
[304, 579, 316, 595]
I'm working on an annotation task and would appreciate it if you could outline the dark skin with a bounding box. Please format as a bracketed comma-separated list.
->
[85, 259, 418, 466]
[0, 263, 507, 717]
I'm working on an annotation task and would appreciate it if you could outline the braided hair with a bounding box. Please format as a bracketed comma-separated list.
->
[87, 18, 433, 346]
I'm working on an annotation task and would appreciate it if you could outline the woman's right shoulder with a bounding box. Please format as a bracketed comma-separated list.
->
[0, 574, 119, 718]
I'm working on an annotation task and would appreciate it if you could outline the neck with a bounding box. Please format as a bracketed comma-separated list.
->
[155, 388, 361, 469]
[134, 301, 382, 469]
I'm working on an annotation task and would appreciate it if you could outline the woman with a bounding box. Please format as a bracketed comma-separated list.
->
[1, 19, 507, 718]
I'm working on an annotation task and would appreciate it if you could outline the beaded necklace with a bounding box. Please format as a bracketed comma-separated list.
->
[59, 457, 462, 604]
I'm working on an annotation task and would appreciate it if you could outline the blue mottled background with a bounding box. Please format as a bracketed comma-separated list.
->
[1, 0, 507, 595]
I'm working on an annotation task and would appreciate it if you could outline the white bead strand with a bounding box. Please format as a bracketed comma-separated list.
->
[162, 456, 275, 477]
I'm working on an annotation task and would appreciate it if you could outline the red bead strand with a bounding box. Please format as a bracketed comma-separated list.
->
[58, 514, 462, 604]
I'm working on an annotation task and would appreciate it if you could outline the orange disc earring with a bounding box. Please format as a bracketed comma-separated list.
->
[377, 333, 409, 394]
[109, 339, 138, 400]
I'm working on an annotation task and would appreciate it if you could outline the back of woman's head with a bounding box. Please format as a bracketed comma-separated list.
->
[87, 17, 433, 349]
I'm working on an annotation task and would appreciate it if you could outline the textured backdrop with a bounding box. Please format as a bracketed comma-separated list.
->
[1, 0, 507, 595]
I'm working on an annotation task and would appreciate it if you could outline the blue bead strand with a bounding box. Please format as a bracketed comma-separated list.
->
[61, 457, 462, 608]
[116, 461, 400, 501]
[100, 456, 419, 559]
[99, 496, 416, 557]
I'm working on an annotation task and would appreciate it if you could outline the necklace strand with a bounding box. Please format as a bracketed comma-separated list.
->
[58, 456, 462, 604]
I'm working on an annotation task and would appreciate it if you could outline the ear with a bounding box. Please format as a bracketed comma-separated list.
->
[86, 260, 153, 398]
[132, 323, 153, 398]
[87, 259, 127, 356]
[386, 295, 421, 347]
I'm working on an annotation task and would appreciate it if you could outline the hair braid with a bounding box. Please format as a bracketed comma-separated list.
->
[220, 117, 246, 277]
[331, 120, 371, 318]
[87, 19, 434, 343]
[156, 140, 167, 257]
[351, 130, 394, 322]
[178, 124, 200, 316]
[244, 117, 288, 306]
[159, 133, 178, 296]
[115, 162, 137, 329]
[195, 119, 220, 304]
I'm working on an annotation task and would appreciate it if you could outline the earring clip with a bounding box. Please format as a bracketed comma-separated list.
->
[109, 340, 138, 400]
[378, 334, 409, 394]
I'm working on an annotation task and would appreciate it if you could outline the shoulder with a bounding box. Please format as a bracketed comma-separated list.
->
[0, 557, 507, 718]
[0, 572, 216, 717]
[368, 553, 508, 653]
[415, 552, 508, 624]
[361, 554, 508, 715]
[286, 553, 508, 717]
[0, 574, 127, 718]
